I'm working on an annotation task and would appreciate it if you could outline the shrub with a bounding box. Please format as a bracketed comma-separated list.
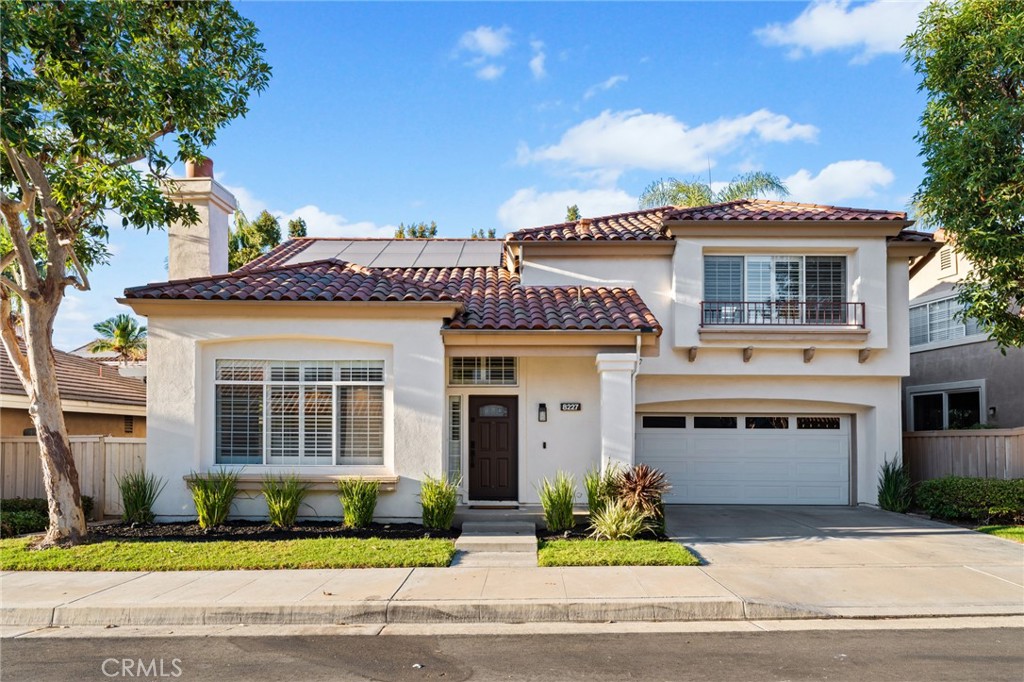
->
[261, 475, 311, 528]
[337, 478, 379, 528]
[584, 465, 617, 516]
[0, 509, 48, 538]
[0, 496, 94, 520]
[537, 471, 576, 532]
[613, 464, 670, 531]
[116, 471, 166, 525]
[420, 474, 459, 530]
[588, 499, 652, 540]
[188, 470, 240, 529]
[916, 477, 1024, 523]
[877, 459, 913, 513]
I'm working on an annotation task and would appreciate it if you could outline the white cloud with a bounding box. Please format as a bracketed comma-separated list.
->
[755, 0, 926, 63]
[783, 160, 895, 204]
[520, 109, 818, 174]
[476, 64, 505, 81]
[458, 25, 512, 58]
[497, 187, 637, 231]
[529, 40, 546, 79]
[220, 183, 393, 238]
[275, 205, 394, 239]
[583, 75, 628, 100]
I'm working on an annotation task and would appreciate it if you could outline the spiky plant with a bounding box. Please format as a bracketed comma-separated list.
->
[584, 464, 619, 517]
[337, 478, 379, 528]
[188, 469, 239, 529]
[261, 475, 311, 528]
[877, 458, 913, 513]
[537, 471, 577, 532]
[116, 471, 165, 525]
[420, 474, 459, 530]
[612, 464, 670, 521]
[588, 499, 651, 540]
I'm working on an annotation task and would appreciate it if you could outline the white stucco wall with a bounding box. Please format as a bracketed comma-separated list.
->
[144, 309, 446, 521]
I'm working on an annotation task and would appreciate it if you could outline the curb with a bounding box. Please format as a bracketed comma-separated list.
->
[1, 598, 836, 628]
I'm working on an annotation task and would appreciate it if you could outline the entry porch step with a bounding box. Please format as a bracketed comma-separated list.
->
[454, 522, 538, 563]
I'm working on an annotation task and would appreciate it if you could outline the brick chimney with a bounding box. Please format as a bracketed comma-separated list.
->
[164, 158, 236, 280]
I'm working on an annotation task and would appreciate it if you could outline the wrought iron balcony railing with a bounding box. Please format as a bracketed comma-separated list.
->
[700, 300, 866, 328]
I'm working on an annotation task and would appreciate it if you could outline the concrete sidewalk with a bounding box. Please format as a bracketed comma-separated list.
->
[3, 559, 1021, 627]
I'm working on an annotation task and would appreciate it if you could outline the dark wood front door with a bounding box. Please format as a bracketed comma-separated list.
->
[468, 396, 518, 501]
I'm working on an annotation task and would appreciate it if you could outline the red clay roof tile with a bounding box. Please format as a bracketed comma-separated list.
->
[509, 207, 670, 242]
[1, 342, 146, 407]
[663, 198, 908, 222]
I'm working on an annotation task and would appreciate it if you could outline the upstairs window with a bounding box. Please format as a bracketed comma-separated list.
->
[449, 357, 517, 386]
[910, 297, 982, 347]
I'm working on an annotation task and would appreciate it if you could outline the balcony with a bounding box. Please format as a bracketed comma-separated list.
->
[700, 301, 866, 328]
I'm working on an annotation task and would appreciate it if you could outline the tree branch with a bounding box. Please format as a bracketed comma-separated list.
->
[62, 241, 90, 292]
[0, 273, 29, 301]
[108, 121, 176, 168]
[0, 291, 30, 390]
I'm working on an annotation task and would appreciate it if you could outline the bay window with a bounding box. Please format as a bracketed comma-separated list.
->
[215, 359, 385, 465]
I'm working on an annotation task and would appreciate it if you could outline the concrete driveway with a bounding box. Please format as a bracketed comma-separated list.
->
[666, 505, 1024, 617]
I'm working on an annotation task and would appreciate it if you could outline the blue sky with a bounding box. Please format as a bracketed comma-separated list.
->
[57, 0, 929, 350]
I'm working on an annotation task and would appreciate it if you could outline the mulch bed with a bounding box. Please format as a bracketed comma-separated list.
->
[536, 522, 668, 542]
[89, 520, 459, 543]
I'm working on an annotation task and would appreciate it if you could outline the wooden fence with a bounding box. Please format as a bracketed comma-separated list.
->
[902, 427, 1024, 482]
[0, 436, 145, 518]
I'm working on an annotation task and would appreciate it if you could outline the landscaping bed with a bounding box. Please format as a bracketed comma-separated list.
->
[536, 523, 699, 567]
[538, 539, 699, 567]
[0, 535, 456, 570]
[90, 520, 459, 542]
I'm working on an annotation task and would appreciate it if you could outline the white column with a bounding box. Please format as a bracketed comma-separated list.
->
[596, 352, 639, 472]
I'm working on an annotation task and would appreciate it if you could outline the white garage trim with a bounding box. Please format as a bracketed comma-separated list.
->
[636, 413, 851, 505]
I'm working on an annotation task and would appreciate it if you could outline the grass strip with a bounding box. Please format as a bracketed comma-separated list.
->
[975, 525, 1024, 544]
[0, 536, 455, 571]
[537, 539, 699, 567]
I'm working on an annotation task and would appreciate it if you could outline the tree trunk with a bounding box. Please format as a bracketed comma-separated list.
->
[24, 294, 87, 548]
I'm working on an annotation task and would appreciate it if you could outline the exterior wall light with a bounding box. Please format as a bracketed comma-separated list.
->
[538, 403, 548, 422]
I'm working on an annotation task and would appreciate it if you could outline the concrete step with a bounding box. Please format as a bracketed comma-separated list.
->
[460, 522, 536, 535]
[450, 551, 538, 568]
[454, 534, 538, 553]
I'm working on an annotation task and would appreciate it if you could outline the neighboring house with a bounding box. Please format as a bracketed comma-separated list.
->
[904, 230, 1024, 430]
[0, 343, 147, 437]
[68, 342, 147, 380]
[123, 166, 935, 520]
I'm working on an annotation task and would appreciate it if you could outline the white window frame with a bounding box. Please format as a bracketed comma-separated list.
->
[909, 295, 985, 351]
[905, 380, 986, 431]
[214, 359, 386, 466]
[448, 357, 518, 386]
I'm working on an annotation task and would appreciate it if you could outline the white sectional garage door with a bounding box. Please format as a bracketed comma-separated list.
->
[636, 414, 850, 505]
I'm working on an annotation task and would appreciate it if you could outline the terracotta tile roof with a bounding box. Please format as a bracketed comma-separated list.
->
[388, 267, 661, 333]
[1, 342, 146, 407]
[125, 262, 661, 334]
[509, 207, 671, 242]
[664, 199, 908, 222]
[125, 259, 455, 302]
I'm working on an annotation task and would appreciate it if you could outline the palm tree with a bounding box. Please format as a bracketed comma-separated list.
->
[638, 171, 790, 209]
[89, 314, 147, 364]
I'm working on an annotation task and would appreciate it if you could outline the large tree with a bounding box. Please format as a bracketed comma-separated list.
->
[0, 0, 270, 546]
[89, 314, 146, 364]
[906, 0, 1024, 349]
[395, 221, 438, 239]
[638, 171, 789, 209]
[229, 209, 281, 270]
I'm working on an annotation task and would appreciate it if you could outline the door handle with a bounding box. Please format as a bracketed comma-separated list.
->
[469, 441, 476, 468]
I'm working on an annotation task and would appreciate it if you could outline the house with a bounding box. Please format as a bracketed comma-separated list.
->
[903, 230, 1024, 430]
[0, 343, 147, 437]
[122, 164, 936, 520]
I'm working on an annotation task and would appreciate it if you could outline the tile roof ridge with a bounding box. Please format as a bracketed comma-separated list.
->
[510, 205, 668, 236]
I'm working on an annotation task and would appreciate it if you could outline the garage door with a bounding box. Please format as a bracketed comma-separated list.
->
[636, 414, 850, 505]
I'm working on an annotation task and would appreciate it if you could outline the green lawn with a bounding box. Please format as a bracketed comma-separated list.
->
[975, 525, 1024, 544]
[0, 536, 456, 571]
[537, 539, 700, 567]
